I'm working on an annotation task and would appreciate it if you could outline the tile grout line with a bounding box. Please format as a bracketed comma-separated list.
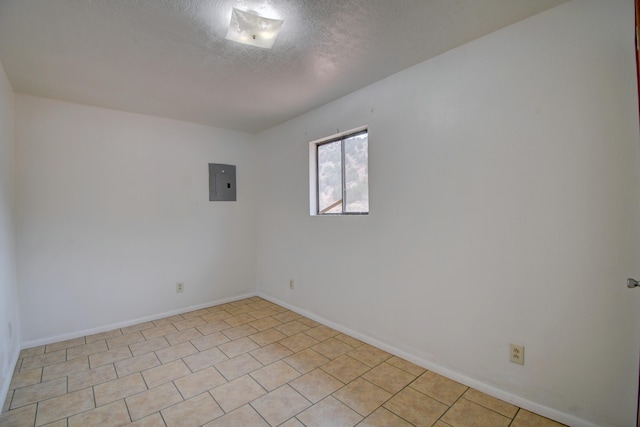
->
[508, 408, 523, 427]
[436, 386, 470, 424]
[380, 373, 438, 426]
[122, 395, 134, 425]
[32, 402, 37, 427]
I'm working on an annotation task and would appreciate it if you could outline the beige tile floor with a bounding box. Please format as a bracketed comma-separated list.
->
[0, 297, 567, 427]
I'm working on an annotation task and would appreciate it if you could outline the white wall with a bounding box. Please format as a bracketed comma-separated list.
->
[255, 1, 640, 426]
[0, 62, 19, 411]
[15, 95, 257, 345]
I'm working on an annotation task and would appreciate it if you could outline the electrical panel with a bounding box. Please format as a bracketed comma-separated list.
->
[209, 163, 236, 201]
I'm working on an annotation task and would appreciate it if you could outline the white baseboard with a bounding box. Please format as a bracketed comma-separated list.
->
[257, 292, 599, 427]
[21, 292, 257, 349]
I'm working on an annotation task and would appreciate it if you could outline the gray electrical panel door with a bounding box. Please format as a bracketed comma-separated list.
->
[209, 163, 236, 201]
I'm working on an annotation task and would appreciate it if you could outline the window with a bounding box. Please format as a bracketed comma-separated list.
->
[311, 128, 369, 215]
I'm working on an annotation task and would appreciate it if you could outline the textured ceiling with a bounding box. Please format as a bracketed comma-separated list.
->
[0, 0, 567, 134]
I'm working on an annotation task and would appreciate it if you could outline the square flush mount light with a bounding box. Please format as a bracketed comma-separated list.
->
[225, 8, 283, 49]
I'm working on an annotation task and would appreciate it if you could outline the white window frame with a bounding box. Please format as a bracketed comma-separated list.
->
[309, 126, 369, 216]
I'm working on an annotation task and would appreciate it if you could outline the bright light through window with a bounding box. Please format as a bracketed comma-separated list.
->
[313, 129, 368, 215]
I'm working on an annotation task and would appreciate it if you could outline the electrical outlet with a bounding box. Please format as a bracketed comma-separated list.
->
[510, 344, 524, 365]
[289, 279, 294, 290]
[176, 282, 184, 293]
[8, 322, 11, 338]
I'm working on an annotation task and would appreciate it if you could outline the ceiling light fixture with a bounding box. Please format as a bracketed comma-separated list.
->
[225, 8, 283, 49]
